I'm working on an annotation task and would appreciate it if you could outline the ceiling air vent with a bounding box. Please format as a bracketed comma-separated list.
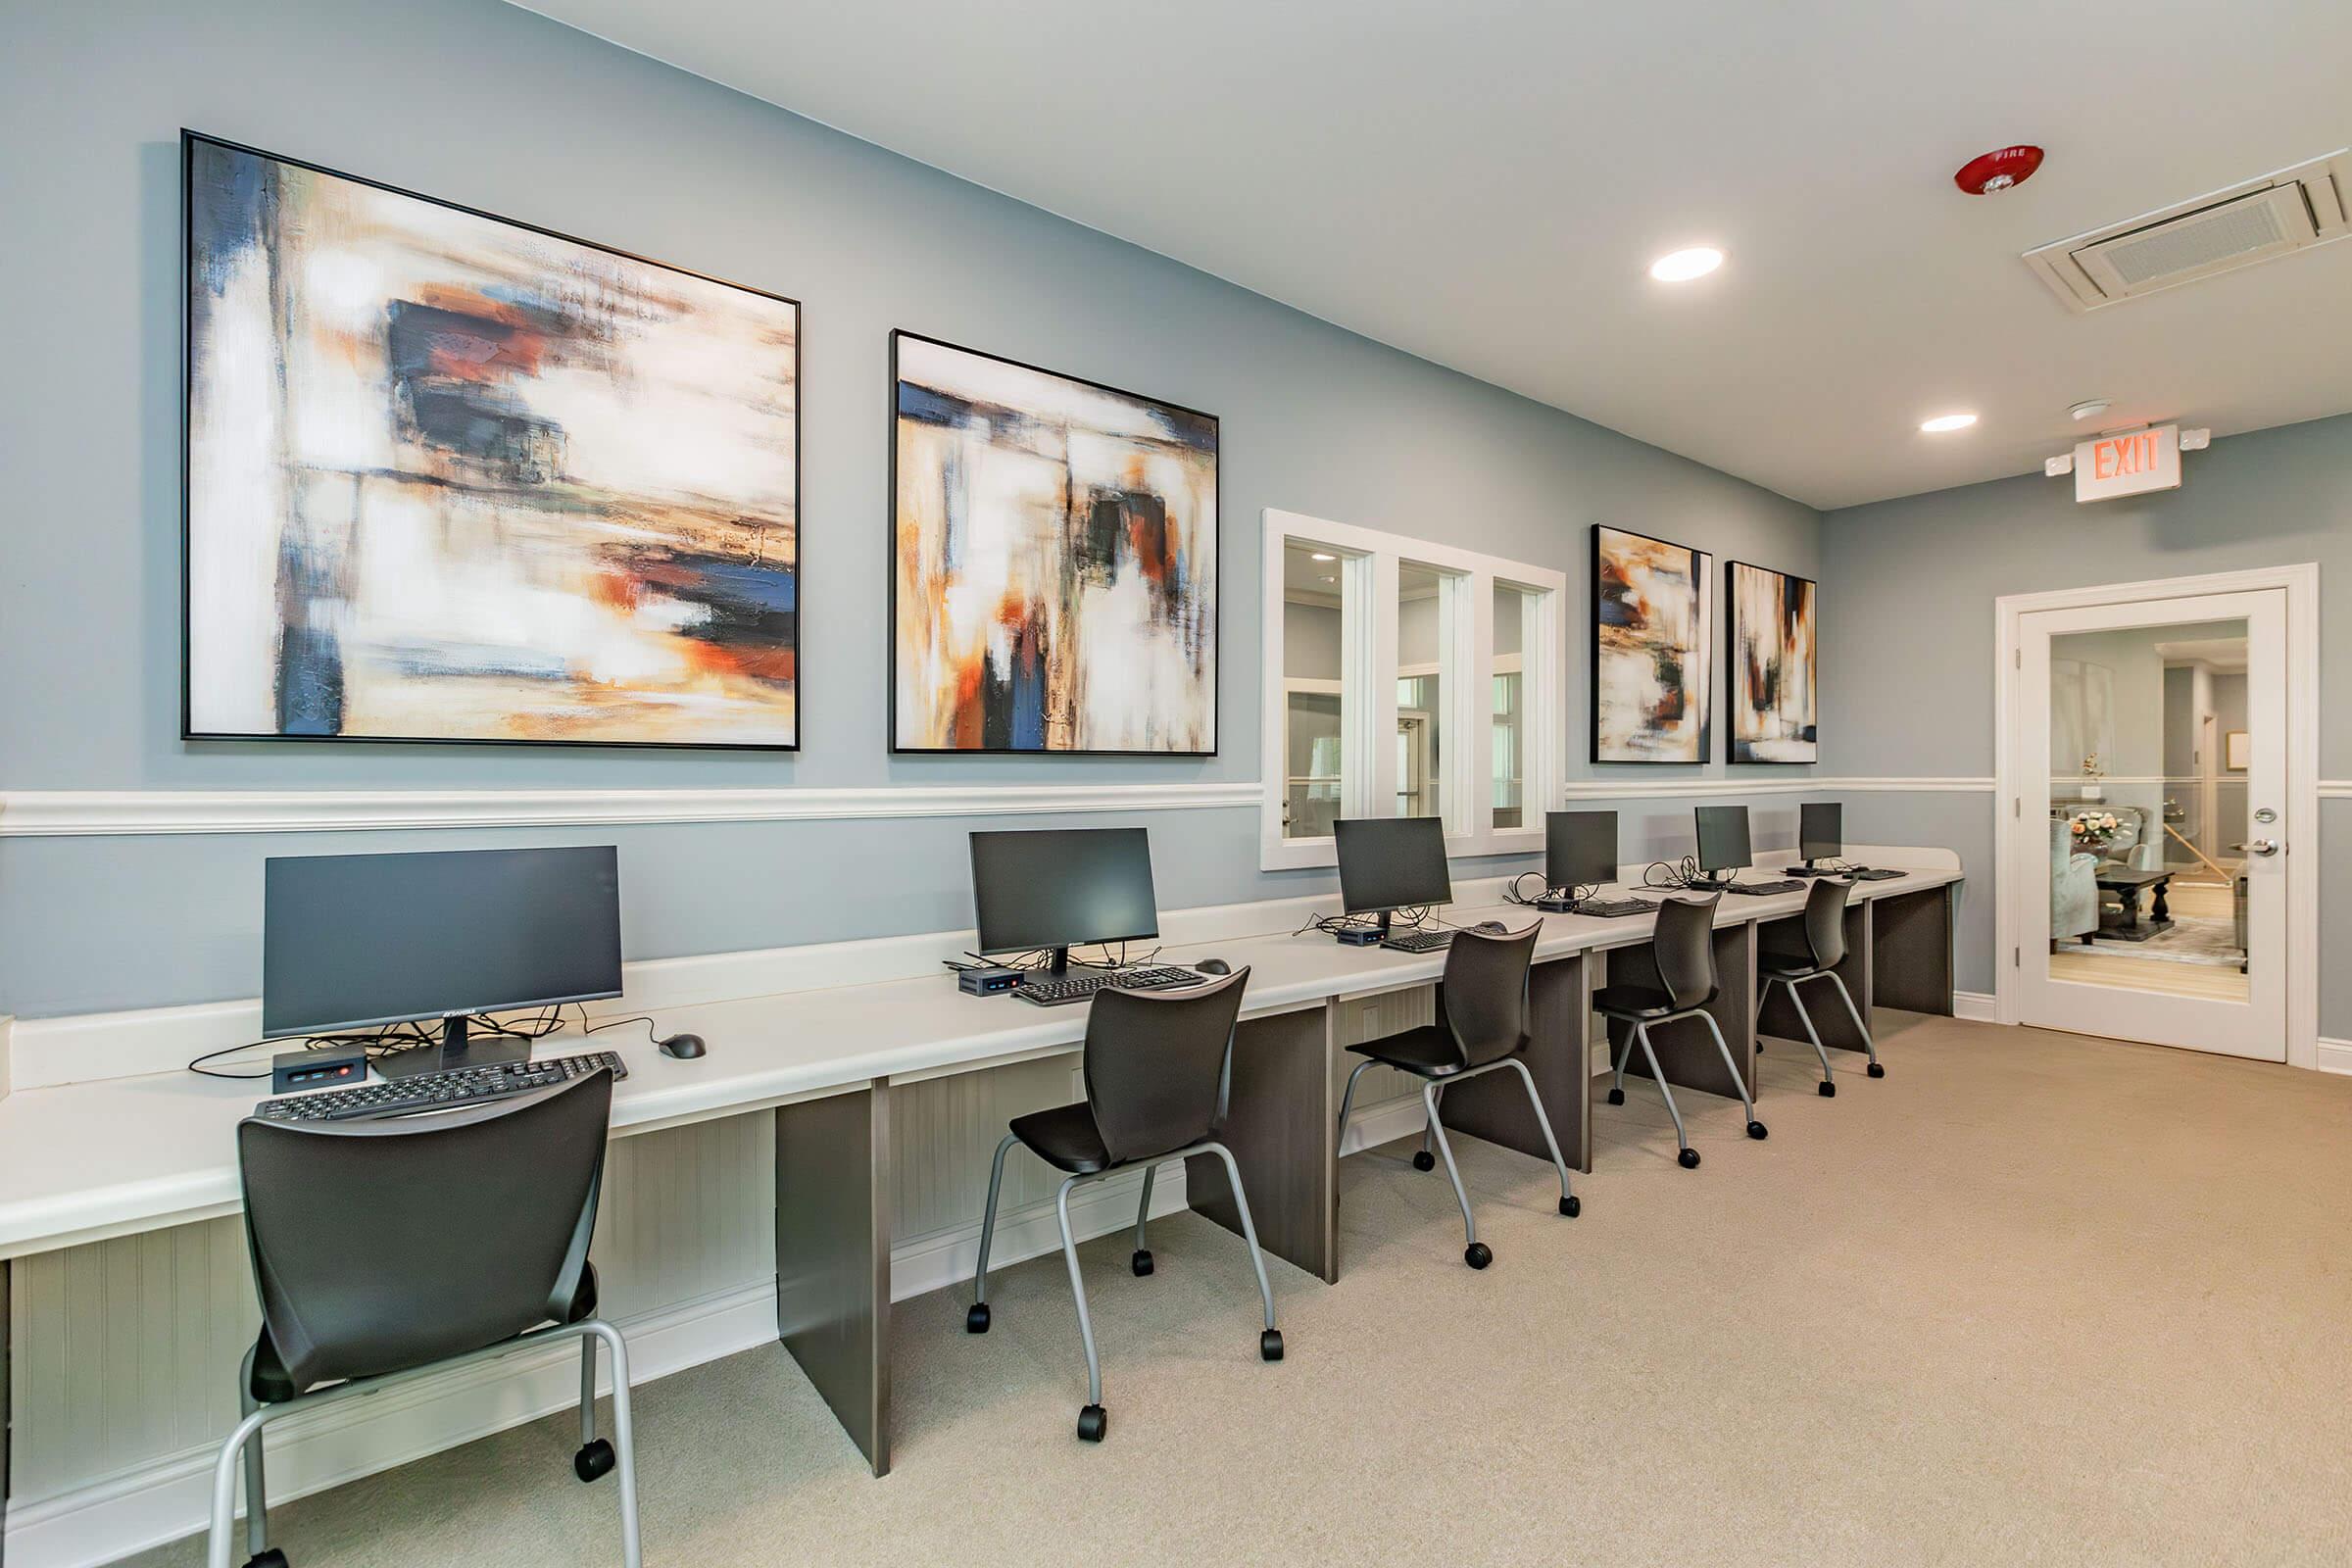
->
[2025, 150, 2351, 312]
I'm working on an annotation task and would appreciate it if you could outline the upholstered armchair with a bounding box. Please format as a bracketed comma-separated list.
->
[2098, 806, 2165, 873]
[2051, 816, 2100, 945]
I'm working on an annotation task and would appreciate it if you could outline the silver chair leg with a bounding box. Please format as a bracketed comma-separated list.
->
[1786, 980, 1837, 1088]
[1132, 1161, 1157, 1274]
[1200, 1142, 1281, 1336]
[209, 1405, 275, 1568]
[235, 1345, 269, 1562]
[585, 1320, 643, 1568]
[1500, 1057, 1578, 1214]
[1335, 1057, 1378, 1152]
[579, 1334, 599, 1447]
[1611, 1033, 1634, 1096]
[1421, 1080, 1492, 1267]
[970, 1131, 1018, 1311]
[1697, 1009, 1766, 1144]
[1053, 1175, 1106, 1417]
[1420, 1083, 1446, 1161]
[1633, 1023, 1691, 1152]
[1825, 970, 1881, 1069]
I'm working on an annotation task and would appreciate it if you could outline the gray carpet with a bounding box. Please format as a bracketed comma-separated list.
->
[121, 1014, 2352, 1566]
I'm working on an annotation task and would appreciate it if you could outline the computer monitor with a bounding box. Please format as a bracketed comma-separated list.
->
[969, 827, 1159, 976]
[1800, 802, 1843, 866]
[1334, 815, 1452, 938]
[264, 845, 623, 1081]
[1693, 805, 1753, 880]
[1546, 810, 1618, 891]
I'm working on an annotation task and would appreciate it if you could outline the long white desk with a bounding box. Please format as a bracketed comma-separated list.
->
[0, 858, 1961, 1527]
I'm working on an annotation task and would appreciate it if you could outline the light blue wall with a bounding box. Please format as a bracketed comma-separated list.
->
[0, 0, 1821, 1018]
[1821, 412, 2352, 1025]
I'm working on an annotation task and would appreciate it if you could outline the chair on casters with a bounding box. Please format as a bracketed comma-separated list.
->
[1333, 923, 1579, 1271]
[210, 1069, 638, 1568]
[1596, 894, 1763, 1168]
[1757, 876, 1882, 1097]
[965, 967, 1279, 1444]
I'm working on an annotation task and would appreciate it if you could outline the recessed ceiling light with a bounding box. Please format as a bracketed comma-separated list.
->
[1648, 246, 1724, 283]
[1920, 413, 1978, 433]
[1319, 574, 1337, 584]
[1309, 552, 1336, 563]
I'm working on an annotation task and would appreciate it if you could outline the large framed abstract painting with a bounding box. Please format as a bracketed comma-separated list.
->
[1727, 560, 1818, 763]
[891, 331, 1217, 755]
[183, 133, 801, 749]
[1592, 524, 1712, 763]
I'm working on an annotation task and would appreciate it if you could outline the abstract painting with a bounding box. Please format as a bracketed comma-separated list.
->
[891, 332, 1217, 754]
[183, 133, 801, 749]
[1592, 525, 1712, 762]
[1727, 561, 1818, 763]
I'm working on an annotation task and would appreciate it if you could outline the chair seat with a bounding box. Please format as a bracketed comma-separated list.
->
[248, 1262, 602, 1405]
[1009, 1101, 1114, 1175]
[1593, 981, 1713, 1020]
[1758, 951, 1828, 980]
[1346, 1024, 1490, 1078]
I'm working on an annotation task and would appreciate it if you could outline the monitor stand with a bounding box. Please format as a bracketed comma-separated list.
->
[372, 1015, 533, 1082]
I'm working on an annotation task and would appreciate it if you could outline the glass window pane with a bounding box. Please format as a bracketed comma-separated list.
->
[1282, 543, 1347, 839]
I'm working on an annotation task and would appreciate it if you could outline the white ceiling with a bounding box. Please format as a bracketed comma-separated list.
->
[519, 0, 2352, 510]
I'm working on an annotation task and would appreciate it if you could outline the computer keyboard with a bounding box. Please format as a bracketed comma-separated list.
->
[253, 1051, 628, 1123]
[1380, 928, 1454, 954]
[1782, 864, 1904, 881]
[1015, 966, 1203, 1007]
[1719, 878, 1807, 896]
[1537, 895, 1657, 918]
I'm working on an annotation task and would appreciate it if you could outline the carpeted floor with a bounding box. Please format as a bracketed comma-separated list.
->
[122, 1014, 2352, 1567]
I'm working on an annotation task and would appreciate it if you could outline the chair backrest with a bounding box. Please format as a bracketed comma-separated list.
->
[1653, 895, 1722, 1010]
[1439, 923, 1540, 1067]
[236, 1069, 613, 1395]
[1801, 876, 1852, 969]
[1084, 967, 1250, 1165]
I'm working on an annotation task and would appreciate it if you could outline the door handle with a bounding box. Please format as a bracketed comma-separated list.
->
[2234, 839, 2280, 858]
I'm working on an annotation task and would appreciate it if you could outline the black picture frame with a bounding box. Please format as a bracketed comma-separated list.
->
[887, 328, 1221, 757]
[180, 129, 805, 753]
[1724, 558, 1820, 765]
[1590, 523, 1714, 764]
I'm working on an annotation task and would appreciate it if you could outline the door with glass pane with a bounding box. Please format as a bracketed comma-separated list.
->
[2018, 590, 2284, 1058]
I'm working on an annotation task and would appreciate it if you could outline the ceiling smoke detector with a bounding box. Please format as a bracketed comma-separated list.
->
[2069, 399, 2113, 421]
[1955, 145, 2044, 196]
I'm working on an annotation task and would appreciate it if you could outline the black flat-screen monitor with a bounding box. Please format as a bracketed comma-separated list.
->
[1335, 816, 1452, 922]
[1800, 802, 1843, 864]
[1693, 806, 1753, 878]
[264, 845, 622, 1078]
[969, 827, 1159, 974]
[1546, 810, 1618, 890]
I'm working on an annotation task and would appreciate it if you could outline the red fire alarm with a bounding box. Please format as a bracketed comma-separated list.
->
[1954, 145, 2044, 195]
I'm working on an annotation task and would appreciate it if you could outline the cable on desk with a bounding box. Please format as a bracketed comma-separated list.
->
[1643, 856, 1701, 891]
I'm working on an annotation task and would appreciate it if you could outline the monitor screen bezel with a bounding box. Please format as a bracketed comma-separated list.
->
[1693, 805, 1753, 878]
[967, 826, 1162, 957]
[1334, 815, 1454, 916]
[1545, 809, 1618, 890]
[1800, 801, 1843, 863]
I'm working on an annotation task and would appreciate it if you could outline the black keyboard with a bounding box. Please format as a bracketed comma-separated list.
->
[1537, 895, 1657, 918]
[1849, 867, 1904, 881]
[254, 1052, 628, 1123]
[1784, 864, 1904, 881]
[1380, 928, 1454, 954]
[1717, 878, 1807, 896]
[1015, 966, 1203, 1007]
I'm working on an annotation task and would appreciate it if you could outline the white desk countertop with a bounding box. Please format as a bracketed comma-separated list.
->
[0, 865, 1959, 1260]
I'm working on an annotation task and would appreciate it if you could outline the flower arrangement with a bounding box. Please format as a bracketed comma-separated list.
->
[2070, 812, 2122, 851]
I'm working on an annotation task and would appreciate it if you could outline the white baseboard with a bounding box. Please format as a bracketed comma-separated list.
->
[1953, 990, 1998, 1023]
[3, 1173, 1194, 1568]
[2315, 1038, 2352, 1075]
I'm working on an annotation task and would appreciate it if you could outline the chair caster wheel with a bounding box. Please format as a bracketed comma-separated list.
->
[1606, 1088, 1625, 1106]
[245, 1552, 290, 1568]
[1678, 1148, 1701, 1169]
[1411, 1150, 1436, 1171]
[1819, 1080, 1837, 1098]
[573, 1438, 615, 1483]
[1261, 1329, 1284, 1361]
[1867, 1062, 1886, 1078]
[1746, 1120, 1768, 1140]
[966, 1302, 991, 1334]
[1559, 1194, 1580, 1217]
[1077, 1404, 1107, 1443]
[1463, 1242, 1493, 1269]
[1131, 1249, 1153, 1277]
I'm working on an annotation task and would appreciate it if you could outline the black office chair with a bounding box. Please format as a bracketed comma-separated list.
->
[1596, 894, 1764, 1168]
[209, 1071, 638, 1568]
[966, 967, 1279, 1444]
[1757, 876, 1883, 1096]
[1333, 924, 1578, 1270]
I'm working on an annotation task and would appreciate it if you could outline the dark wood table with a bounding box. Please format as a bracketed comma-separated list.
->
[2093, 867, 2174, 941]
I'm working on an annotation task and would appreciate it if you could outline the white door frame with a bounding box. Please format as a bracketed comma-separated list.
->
[1992, 564, 2319, 1067]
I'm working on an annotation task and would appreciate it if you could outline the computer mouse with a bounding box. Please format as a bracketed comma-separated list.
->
[658, 1032, 707, 1060]
[1196, 957, 1232, 976]
[1474, 920, 1508, 935]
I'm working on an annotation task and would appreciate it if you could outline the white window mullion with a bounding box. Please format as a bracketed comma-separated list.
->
[1358, 552, 1400, 819]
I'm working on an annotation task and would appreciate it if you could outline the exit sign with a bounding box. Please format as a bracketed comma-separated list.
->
[2075, 423, 2180, 502]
